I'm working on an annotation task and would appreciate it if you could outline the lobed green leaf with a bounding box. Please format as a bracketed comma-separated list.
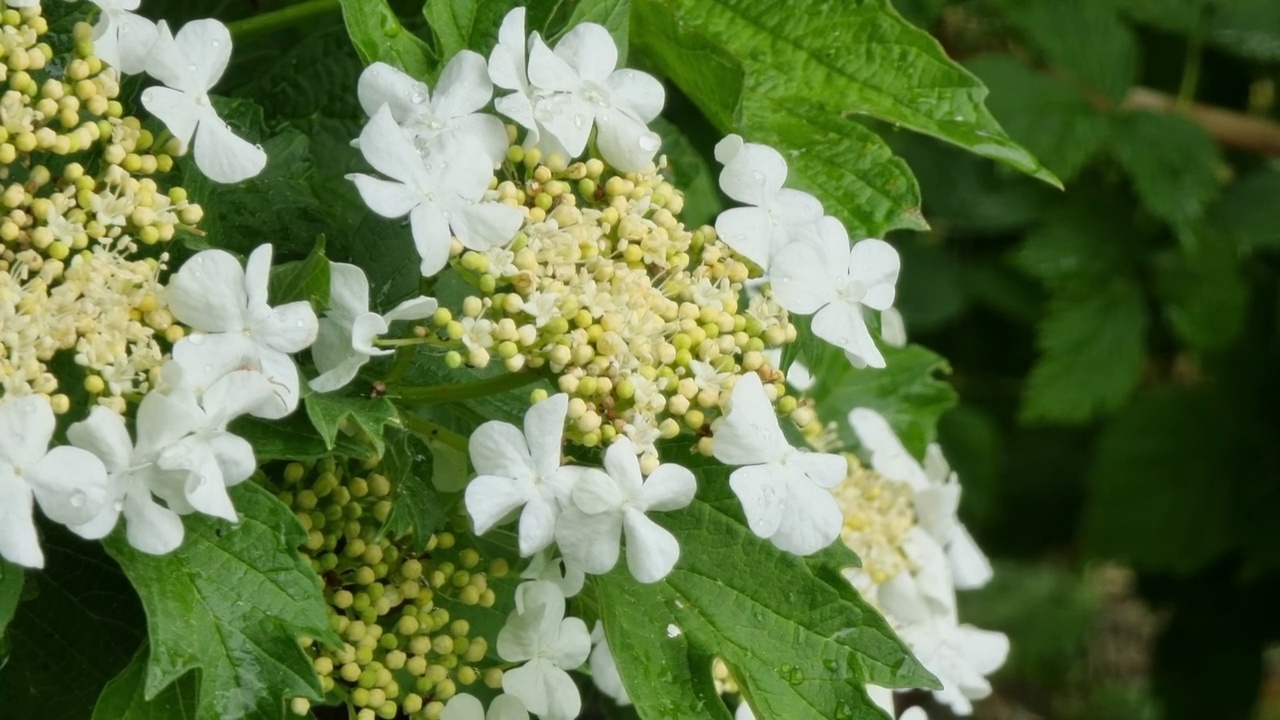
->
[339, 0, 434, 77]
[92, 645, 199, 720]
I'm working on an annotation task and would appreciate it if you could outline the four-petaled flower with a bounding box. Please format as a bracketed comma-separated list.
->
[713, 372, 846, 556]
[497, 581, 591, 720]
[0, 396, 110, 568]
[771, 217, 900, 369]
[349, 105, 523, 277]
[556, 436, 695, 583]
[712, 134, 823, 269]
[357, 53, 509, 166]
[167, 244, 319, 419]
[466, 394, 582, 556]
[443, 694, 529, 720]
[309, 262, 438, 393]
[141, 19, 267, 183]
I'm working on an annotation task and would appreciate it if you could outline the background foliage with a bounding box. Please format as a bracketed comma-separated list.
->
[2, 0, 1279, 718]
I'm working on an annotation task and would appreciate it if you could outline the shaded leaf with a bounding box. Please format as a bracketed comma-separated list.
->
[268, 236, 330, 310]
[231, 412, 372, 462]
[339, 0, 434, 77]
[304, 392, 400, 457]
[92, 645, 199, 720]
[106, 483, 338, 720]
[1111, 111, 1221, 227]
[0, 559, 21, 639]
[1210, 166, 1280, 251]
[1000, 0, 1138, 104]
[381, 429, 449, 552]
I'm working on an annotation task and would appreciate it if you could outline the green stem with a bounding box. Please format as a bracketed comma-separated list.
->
[1176, 14, 1206, 110]
[384, 345, 417, 386]
[226, 0, 342, 39]
[403, 415, 468, 453]
[388, 371, 545, 403]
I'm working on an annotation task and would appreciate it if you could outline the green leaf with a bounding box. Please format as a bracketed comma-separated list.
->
[999, 0, 1138, 104]
[422, 0, 481, 62]
[0, 526, 145, 718]
[1021, 281, 1149, 425]
[967, 55, 1110, 183]
[650, 117, 723, 229]
[1013, 198, 1136, 290]
[339, 0, 434, 77]
[92, 645, 199, 720]
[106, 483, 340, 720]
[1120, 0, 1280, 62]
[0, 559, 21, 639]
[1155, 228, 1247, 352]
[423, 0, 577, 61]
[1110, 111, 1221, 227]
[599, 480, 934, 720]
[330, 213, 422, 308]
[268, 236, 330, 310]
[304, 392, 400, 457]
[231, 412, 372, 462]
[811, 344, 957, 458]
[565, 0, 632, 64]
[1209, 166, 1280, 251]
[380, 429, 449, 552]
[1083, 390, 1233, 574]
[633, 0, 1058, 185]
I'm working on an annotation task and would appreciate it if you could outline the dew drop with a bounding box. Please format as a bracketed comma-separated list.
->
[113, 499, 125, 512]
[572, 113, 586, 129]
[188, 334, 205, 345]
[187, 63, 198, 75]
[295, 319, 305, 328]
[411, 91, 428, 105]
[69, 490, 87, 508]
[751, 170, 766, 185]
[211, 40, 222, 49]
[638, 133, 660, 152]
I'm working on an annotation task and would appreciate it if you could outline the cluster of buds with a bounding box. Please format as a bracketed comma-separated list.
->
[437, 145, 818, 470]
[0, 5, 201, 410]
[833, 456, 918, 587]
[272, 456, 509, 720]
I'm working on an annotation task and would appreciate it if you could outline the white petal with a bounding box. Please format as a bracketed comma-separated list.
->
[947, 525, 994, 590]
[170, 332, 256, 399]
[383, 296, 438, 323]
[881, 307, 908, 347]
[466, 474, 534, 535]
[470, 421, 536, 480]
[441, 694, 485, 720]
[308, 353, 365, 394]
[166, 249, 247, 333]
[813, 300, 883, 369]
[546, 616, 592, 670]
[134, 382, 205, 456]
[66, 406, 133, 471]
[489, 695, 530, 720]
[489, 8, 529, 91]
[554, 23, 617, 85]
[518, 494, 560, 556]
[596, 109, 660, 173]
[532, 92, 595, 158]
[242, 244, 273, 313]
[570, 467, 624, 515]
[141, 86, 199, 150]
[496, 92, 537, 131]
[249, 350, 303, 419]
[100, 11, 158, 75]
[357, 61, 429, 121]
[0, 470, 42, 568]
[848, 239, 901, 310]
[623, 509, 680, 583]
[326, 262, 371, 325]
[847, 408, 929, 489]
[454, 113, 512, 166]
[311, 316, 359, 382]
[350, 313, 391, 357]
[502, 659, 580, 719]
[774, 188, 824, 227]
[523, 394, 569, 478]
[635, 463, 696, 512]
[0, 396, 54, 467]
[876, 571, 933, 626]
[527, 35, 581, 93]
[26, 446, 109, 526]
[410, 202, 453, 277]
[712, 372, 786, 467]
[121, 488, 185, 554]
[718, 142, 785, 206]
[788, 450, 848, 489]
[251, 300, 319, 355]
[714, 206, 774, 269]
[767, 473, 842, 556]
[359, 105, 432, 188]
[728, 464, 785, 540]
[171, 19, 232, 91]
[589, 633, 631, 705]
[770, 240, 839, 315]
[602, 437, 643, 499]
[913, 484, 960, 544]
[450, 201, 524, 251]
[193, 110, 267, 184]
[606, 69, 664, 122]
[556, 507, 621, 575]
[207, 431, 257, 486]
[900, 708, 930, 720]
[714, 134, 744, 164]
[433, 50, 494, 119]
[349, 174, 424, 219]
[956, 625, 1010, 676]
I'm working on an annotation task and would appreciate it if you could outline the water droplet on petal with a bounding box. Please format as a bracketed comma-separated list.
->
[295, 319, 305, 328]
[70, 490, 87, 508]
[113, 499, 125, 512]
[638, 133, 660, 152]
[751, 170, 766, 185]
[573, 113, 586, 129]
[187, 63, 198, 75]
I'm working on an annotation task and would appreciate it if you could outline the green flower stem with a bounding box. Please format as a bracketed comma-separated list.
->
[388, 371, 546, 403]
[226, 0, 341, 39]
[403, 415, 468, 453]
[1176, 10, 1207, 110]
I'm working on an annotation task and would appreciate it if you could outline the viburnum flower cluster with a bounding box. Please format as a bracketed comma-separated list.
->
[0, 0, 293, 567]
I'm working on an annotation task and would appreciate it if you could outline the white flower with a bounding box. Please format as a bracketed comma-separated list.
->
[713, 134, 823, 269]
[771, 217, 900, 369]
[556, 436, 694, 583]
[349, 105, 523, 277]
[848, 408, 993, 589]
[0, 395, 110, 568]
[589, 622, 631, 706]
[466, 394, 593, 556]
[488, 9, 544, 147]
[867, 686, 930, 720]
[523, 23, 665, 171]
[712, 373, 845, 556]
[521, 549, 585, 598]
[309, 262, 437, 393]
[141, 20, 267, 183]
[87, 0, 158, 75]
[882, 307, 908, 348]
[357, 54, 508, 166]
[497, 581, 591, 720]
[442, 694, 529, 720]
[167, 244, 319, 420]
[900, 618, 1008, 715]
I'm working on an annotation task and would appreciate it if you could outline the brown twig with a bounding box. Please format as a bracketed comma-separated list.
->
[1122, 87, 1280, 157]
